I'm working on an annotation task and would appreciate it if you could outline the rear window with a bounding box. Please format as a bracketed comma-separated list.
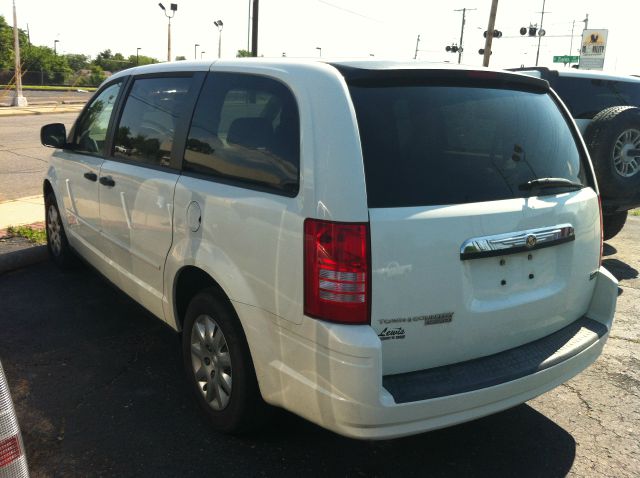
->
[349, 81, 589, 208]
[552, 76, 640, 119]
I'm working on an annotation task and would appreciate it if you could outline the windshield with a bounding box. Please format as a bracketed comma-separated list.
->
[349, 82, 590, 208]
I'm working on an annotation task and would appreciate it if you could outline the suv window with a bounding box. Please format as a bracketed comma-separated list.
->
[184, 73, 300, 196]
[113, 76, 194, 168]
[553, 77, 640, 119]
[72, 81, 122, 155]
[349, 81, 588, 208]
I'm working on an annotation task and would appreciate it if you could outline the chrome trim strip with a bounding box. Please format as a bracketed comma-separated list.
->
[460, 223, 575, 260]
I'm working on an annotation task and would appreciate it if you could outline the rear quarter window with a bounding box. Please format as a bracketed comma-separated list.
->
[184, 73, 300, 197]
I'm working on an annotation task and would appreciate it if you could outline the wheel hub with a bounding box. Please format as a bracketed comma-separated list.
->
[613, 128, 640, 178]
[190, 314, 232, 411]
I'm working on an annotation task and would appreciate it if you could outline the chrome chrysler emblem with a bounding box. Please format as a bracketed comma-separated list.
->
[525, 234, 537, 248]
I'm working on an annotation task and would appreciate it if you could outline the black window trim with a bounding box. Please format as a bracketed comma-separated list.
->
[180, 70, 302, 199]
[66, 76, 129, 159]
[106, 71, 206, 173]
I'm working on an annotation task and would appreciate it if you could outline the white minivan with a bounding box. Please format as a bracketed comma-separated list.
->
[40, 60, 618, 439]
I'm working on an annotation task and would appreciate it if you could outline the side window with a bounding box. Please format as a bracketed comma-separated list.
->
[113, 76, 194, 168]
[72, 82, 121, 154]
[184, 73, 300, 196]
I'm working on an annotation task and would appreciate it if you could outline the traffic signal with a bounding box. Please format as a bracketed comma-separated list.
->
[445, 44, 461, 53]
[483, 30, 503, 38]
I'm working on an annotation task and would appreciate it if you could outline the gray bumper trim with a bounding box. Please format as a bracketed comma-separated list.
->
[383, 317, 607, 404]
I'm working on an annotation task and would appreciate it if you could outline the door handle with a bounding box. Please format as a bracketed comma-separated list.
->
[83, 172, 98, 182]
[99, 176, 116, 187]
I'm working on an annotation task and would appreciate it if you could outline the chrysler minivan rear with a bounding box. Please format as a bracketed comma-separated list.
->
[270, 64, 618, 439]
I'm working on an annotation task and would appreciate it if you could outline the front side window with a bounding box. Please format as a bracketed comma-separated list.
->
[113, 76, 194, 168]
[72, 81, 121, 155]
[184, 73, 300, 196]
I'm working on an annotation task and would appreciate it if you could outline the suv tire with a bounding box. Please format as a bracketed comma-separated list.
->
[182, 289, 269, 433]
[45, 192, 78, 269]
[585, 106, 640, 198]
[603, 211, 628, 241]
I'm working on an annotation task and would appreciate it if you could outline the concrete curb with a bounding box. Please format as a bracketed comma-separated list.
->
[0, 245, 48, 275]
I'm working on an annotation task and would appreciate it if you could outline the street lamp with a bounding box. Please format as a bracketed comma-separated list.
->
[214, 20, 223, 58]
[159, 3, 178, 62]
[201, 51, 206, 59]
[194, 43, 200, 60]
[316, 46, 322, 57]
[53, 39, 59, 55]
[136, 47, 141, 65]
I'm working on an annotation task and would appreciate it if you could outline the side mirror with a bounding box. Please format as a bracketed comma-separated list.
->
[41, 123, 67, 149]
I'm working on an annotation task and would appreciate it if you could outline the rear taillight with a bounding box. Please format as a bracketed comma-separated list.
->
[0, 436, 21, 468]
[304, 219, 370, 324]
[598, 195, 603, 264]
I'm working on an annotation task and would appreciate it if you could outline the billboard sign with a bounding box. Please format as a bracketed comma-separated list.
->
[579, 29, 608, 70]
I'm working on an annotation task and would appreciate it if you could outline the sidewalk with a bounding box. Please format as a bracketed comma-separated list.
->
[0, 104, 84, 117]
[0, 195, 44, 230]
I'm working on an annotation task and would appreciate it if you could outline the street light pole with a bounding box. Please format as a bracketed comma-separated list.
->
[201, 51, 205, 59]
[194, 43, 200, 60]
[316, 47, 322, 57]
[214, 20, 223, 58]
[54, 39, 59, 55]
[159, 3, 178, 62]
[11, 0, 27, 107]
[136, 47, 141, 65]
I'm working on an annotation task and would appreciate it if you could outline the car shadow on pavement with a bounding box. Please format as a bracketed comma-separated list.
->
[602, 258, 639, 282]
[0, 261, 576, 477]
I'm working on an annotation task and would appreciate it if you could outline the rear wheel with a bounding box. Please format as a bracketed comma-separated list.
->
[45, 192, 77, 269]
[585, 106, 640, 199]
[603, 211, 628, 241]
[182, 289, 268, 433]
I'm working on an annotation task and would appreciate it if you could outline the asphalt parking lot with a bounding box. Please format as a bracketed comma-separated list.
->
[0, 218, 638, 477]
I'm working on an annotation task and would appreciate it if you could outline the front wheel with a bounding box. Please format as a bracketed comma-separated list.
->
[182, 289, 269, 433]
[45, 192, 77, 269]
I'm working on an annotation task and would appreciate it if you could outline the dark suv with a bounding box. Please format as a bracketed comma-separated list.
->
[510, 67, 640, 239]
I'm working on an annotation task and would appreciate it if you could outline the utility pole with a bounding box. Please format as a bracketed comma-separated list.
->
[535, 0, 548, 66]
[251, 0, 259, 57]
[454, 7, 476, 64]
[11, 0, 27, 107]
[247, 0, 252, 52]
[482, 0, 498, 67]
[414, 34, 420, 60]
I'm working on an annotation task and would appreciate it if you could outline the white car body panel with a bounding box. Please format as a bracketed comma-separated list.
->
[97, 160, 178, 319]
[368, 189, 601, 375]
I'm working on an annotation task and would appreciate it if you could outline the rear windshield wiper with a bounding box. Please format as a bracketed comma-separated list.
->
[518, 177, 585, 191]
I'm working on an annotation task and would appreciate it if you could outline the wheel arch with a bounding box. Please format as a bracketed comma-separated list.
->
[173, 265, 232, 332]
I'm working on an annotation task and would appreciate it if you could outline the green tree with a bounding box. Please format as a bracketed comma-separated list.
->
[236, 49, 252, 58]
[175, 55, 187, 61]
[64, 53, 90, 71]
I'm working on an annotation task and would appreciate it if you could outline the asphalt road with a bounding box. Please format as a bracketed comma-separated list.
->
[0, 218, 638, 477]
[0, 89, 91, 107]
[0, 113, 78, 201]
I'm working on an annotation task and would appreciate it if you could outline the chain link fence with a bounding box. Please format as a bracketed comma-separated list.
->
[0, 68, 103, 87]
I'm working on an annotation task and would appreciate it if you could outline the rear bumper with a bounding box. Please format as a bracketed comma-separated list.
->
[238, 267, 618, 440]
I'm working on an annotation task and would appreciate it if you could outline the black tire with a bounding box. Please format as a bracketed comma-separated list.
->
[182, 288, 269, 433]
[44, 192, 77, 269]
[585, 106, 640, 199]
[603, 211, 628, 241]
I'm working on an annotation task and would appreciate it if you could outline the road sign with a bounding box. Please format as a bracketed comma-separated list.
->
[553, 55, 580, 63]
[579, 29, 608, 70]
